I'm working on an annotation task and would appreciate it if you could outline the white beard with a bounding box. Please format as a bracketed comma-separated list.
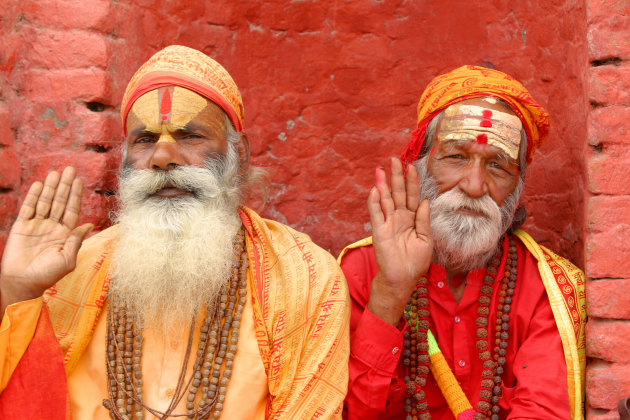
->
[109, 146, 243, 331]
[415, 156, 522, 272]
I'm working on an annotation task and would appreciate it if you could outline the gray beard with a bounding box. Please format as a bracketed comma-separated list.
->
[414, 156, 522, 272]
[109, 145, 243, 331]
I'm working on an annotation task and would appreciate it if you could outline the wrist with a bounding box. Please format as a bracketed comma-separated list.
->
[0, 276, 45, 308]
[368, 274, 415, 326]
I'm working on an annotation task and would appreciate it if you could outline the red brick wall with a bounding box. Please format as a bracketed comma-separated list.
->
[0, 0, 588, 260]
[585, 0, 630, 418]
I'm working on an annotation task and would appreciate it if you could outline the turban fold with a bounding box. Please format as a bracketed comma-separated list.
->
[121, 45, 244, 135]
[401, 65, 549, 166]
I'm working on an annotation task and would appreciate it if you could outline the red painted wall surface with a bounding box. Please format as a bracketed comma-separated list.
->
[585, 0, 630, 418]
[0, 0, 587, 262]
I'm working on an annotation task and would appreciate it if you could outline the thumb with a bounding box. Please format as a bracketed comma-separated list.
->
[415, 199, 432, 242]
[62, 223, 94, 263]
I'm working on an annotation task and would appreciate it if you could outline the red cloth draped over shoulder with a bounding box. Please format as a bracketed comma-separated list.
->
[0, 305, 68, 420]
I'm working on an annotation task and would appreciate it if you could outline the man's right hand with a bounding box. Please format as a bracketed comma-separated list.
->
[0, 167, 93, 315]
[367, 158, 433, 326]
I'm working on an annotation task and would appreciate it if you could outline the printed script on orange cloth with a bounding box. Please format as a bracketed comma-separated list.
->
[0, 207, 350, 419]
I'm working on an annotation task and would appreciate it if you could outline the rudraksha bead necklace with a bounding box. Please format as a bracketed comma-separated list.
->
[103, 227, 248, 420]
[403, 235, 518, 420]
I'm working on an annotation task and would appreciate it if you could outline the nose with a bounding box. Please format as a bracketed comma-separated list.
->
[458, 160, 489, 198]
[148, 140, 184, 170]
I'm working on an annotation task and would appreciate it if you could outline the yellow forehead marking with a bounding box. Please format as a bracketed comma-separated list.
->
[438, 104, 522, 159]
[130, 86, 210, 136]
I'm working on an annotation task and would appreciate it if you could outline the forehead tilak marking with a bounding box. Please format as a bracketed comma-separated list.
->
[158, 87, 174, 124]
[438, 104, 522, 159]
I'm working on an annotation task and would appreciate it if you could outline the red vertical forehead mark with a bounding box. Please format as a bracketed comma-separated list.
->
[479, 108, 493, 133]
[158, 87, 174, 123]
[476, 134, 488, 144]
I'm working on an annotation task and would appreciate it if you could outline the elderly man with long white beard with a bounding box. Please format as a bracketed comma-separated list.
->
[341, 66, 586, 419]
[0, 45, 350, 419]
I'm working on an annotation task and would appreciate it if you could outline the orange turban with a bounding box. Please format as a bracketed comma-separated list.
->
[120, 45, 244, 135]
[401, 65, 549, 166]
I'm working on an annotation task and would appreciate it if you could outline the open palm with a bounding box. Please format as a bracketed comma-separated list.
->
[1, 168, 93, 311]
[367, 158, 433, 325]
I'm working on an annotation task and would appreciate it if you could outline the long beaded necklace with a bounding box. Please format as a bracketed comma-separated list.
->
[403, 235, 518, 420]
[103, 227, 248, 420]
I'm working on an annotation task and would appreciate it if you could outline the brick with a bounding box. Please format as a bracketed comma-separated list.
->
[587, 361, 630, 410]
[588, 195, 630, 233]
[590, 64, 630, 106]
[587, 144, 630, 195]
[587, 0, 630, 24]
[586, 407, 622, 420]
[586, 196, 630, 277]
[589, 105, 630, 147]
[0, 148, 20, 189]
[0, 111, 14, 147]
[587, 320, 630, 362]
[587, 0, 630, 60]
[586, 229, 630, 279]
[20, 0, 112, 31]
[0, 193, 18, 230]
[26, 28, 110, 70]
[23, 68, 111, 103]
[587, 279, 630, 318]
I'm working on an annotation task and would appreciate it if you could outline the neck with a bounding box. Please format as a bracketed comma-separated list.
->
[445, 270, 467, 304]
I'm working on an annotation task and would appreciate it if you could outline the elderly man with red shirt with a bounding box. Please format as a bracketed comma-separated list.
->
[340, 66, 586, 419]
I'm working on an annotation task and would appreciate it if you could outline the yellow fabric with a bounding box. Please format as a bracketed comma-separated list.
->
[514, 230, 586, 420]
[0, 297, 43, 391]
[0, 207, 350, 419]
[428, 352, 473, 416]
[338, 233, 586, 419]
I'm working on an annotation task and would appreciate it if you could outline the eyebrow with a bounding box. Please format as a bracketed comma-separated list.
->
[127, 126, 151, 138]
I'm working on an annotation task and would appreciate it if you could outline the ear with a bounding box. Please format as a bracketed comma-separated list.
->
[236, 132, 251, 172]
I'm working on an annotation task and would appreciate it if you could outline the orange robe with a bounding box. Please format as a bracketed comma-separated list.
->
[0, 207, 350, 419]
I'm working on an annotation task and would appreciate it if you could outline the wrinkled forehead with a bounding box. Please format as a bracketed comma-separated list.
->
[437, 97, 523, 160]
[127, 86, 211, 131]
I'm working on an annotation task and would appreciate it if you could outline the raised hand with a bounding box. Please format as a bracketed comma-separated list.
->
[0, 167, 93, 315]
[367, 157, 433, 326]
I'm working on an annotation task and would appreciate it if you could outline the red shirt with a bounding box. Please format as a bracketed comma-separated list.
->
[341, 236, 570, 419]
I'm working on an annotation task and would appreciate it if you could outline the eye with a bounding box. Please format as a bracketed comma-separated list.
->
[134, 136, 156, 144]
[445, 154, 465, 159]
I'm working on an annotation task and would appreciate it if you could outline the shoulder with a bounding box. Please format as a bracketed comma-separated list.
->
[240, 207, 345, 296]
[338, 239, 378, 306]
[77, 225, 119, 259]
[514, 230, 584, 281]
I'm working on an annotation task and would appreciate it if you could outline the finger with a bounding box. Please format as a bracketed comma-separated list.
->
[34, 171, 61, 219]
[406, 163, 420, 211]
[415, 199, 432, 241]
[61, 177, 84, 229]
[62, 223, 94, 266]
[390, 157, 406, 210]
[367, 186, 385, 228]
[49, 167, 77, 222]
[16, 181, 44, 221]
[375, 166, 395, 219]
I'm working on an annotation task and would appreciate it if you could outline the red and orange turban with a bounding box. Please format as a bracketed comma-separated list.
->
[401, 65, 549, 166]
[120, 45, 244, 135]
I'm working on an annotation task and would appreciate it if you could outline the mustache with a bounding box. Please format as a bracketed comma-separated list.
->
[119, 152, 239, 203]
[431, 188, 500, 219]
